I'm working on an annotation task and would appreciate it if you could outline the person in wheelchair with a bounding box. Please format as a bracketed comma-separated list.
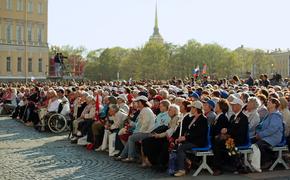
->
[56, 87, 71, 120]
[0, 87, 17, 115]
[40, 88, 71, 132]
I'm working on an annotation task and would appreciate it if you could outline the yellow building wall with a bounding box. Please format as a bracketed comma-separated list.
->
[271, 52, 290, 78]
[0, 0, 48, 80]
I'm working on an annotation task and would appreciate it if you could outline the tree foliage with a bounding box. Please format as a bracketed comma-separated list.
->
[50, 41, 275, 81]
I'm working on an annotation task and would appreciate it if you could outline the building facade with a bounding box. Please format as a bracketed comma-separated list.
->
[271, 51, 290, 78]
[0, 0, 48, 80]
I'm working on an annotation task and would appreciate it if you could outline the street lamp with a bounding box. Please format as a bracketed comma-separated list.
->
[271, 63, 274, 74]
[24, 0, 28, 83]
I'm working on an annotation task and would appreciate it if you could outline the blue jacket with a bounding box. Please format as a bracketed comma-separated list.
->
[256, 111, 283, 146]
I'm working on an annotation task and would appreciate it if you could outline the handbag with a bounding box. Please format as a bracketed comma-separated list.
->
[151, 125, 168, 134]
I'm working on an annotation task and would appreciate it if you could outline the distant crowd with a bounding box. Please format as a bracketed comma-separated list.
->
[0, 73, 289, 177]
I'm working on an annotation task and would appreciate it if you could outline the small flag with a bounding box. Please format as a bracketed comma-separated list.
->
[31, 76, 36, 83]
[202, 64, 207, 75]
[193, 65, 200, 78]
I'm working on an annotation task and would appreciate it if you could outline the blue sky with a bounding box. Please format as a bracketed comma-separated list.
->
[48, 0, 290, 50]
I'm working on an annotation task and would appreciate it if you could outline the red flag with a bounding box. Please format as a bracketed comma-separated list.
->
[95, 95, 100, 121]
[202, 64, 207, 75]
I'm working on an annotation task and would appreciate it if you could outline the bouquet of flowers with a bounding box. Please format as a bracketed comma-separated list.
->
[225, 138, 238, 156]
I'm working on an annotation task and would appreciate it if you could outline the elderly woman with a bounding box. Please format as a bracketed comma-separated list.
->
[257, 94, 268, 121]
[99, 104, 128, 155]
[1, 88, 17, 115]
[244, 97, 261, 138]
[212, 97, 249, 175]
[211, 99, 230, 141]
[117, 94, 129, 114]
[253, 98, 284, 168]
[71, 95, 96, 142]
[159, 89, 169, 100]
[279, 97, 290, 150]
[115, 96, 155, 162]
[279, 97, 290, 138]
[170, 101, 193, 147]
[203, 98, 216, 124]
[141, 103, 178, 169]
[174, 101, 208, 177]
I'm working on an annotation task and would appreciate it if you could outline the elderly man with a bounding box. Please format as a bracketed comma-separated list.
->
[57, 87, 71, 119]
[212, 97, 249, 175]
[117, 94, 129, 114]
[99, 104, 128, 156]
[71, 95, 96, 143]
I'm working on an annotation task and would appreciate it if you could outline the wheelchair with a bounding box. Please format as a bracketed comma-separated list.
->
[38, 103, 71, 134]
[46, 112, 68, 133]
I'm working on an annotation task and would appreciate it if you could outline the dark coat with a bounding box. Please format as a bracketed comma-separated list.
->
[228, 112, 249, 146]
[185, 114, 208, 147]
[172, 114, 193, 139]
[211, 113, 229, 138]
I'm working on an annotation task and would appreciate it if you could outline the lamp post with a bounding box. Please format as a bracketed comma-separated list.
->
[271, 63, 274, 75]
[24, 0, 28, 83]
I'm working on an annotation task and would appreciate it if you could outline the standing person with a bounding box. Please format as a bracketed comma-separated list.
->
[261, 74, 270, 88]
[54, 53, 61, 77]
[245, 72, 254, 87]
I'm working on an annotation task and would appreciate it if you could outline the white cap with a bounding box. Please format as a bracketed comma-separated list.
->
[188, 101, 203, 110]
[134, 95, 148, 102]
[117, 94, 128, 102]
[230, 97, 244, 106]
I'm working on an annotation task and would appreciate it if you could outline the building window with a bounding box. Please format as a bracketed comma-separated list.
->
[6, 57, 11, 72]
[28, 0, 33, 13]
[28, 58, 32, 72]
[38, 2, 43, 14]
[6, 0, 12, 10]
[37, 27, 42, 43]
[38, 59, 42, 72]
[6, 24, 12, 43]
[28, 25, 32, 42]
[17, 0, 24, 11]
[17, 57, 22, 72]
[16, 25, 23, 43]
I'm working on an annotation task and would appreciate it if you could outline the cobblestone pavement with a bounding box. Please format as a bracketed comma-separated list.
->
[0, 117, 290, 180]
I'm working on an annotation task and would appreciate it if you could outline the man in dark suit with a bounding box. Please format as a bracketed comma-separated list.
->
[174, 101, 208, 177]
[212, 97, 249, 175]
[228, 97, 249, 146]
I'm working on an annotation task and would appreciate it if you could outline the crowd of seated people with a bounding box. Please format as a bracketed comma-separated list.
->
[1, 75, 290, 177]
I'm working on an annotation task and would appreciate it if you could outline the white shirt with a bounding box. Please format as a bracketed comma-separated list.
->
[59, 96, 70, 116]
[111, 110, 128, 129]
[47, 99, 61, 112]
[119, 103, 129, 114]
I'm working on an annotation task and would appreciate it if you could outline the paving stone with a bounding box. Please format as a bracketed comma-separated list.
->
[0, 117, 290, 180]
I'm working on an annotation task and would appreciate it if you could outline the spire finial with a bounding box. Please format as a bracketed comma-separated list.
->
[155, 0, 158, 29]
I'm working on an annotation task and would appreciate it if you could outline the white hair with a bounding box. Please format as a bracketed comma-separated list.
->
[248, 97, 261, 110]
[159, 89, 169, 99]
[175, 97, 185, 104]
[169, 104, 180, 115]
